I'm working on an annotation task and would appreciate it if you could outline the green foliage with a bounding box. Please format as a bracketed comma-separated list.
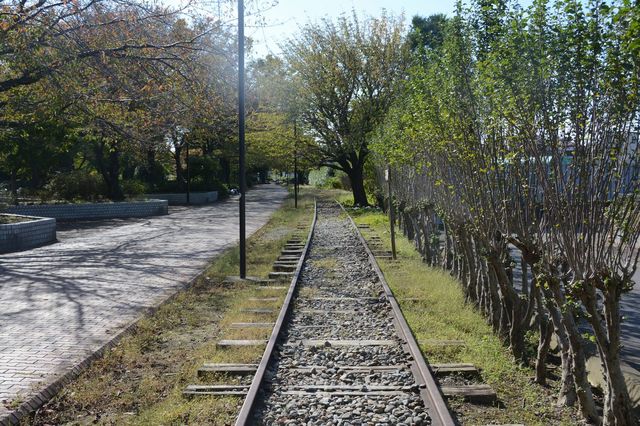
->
[284, 11, 409, 205]
[407, 14, 449, 55]
[45, 170, 106, 202]
[121, 180, 147, 198]
[307, 167, 350, 190]
[308, 168, 332, 187]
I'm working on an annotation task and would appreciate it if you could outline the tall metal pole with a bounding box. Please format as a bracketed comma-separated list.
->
[387, 165, 397, 260]
[238, 0, 246, 278]
[186, 138, 190, 205]
[293, 121, 298, 208]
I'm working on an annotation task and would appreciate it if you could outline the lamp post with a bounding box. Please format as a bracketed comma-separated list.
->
[293, 121, 298, 208]
[185, 137, 190, 205]
[238, 0, 246, 278]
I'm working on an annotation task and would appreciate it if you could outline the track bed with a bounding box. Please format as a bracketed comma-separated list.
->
[245, 202, 452, 425]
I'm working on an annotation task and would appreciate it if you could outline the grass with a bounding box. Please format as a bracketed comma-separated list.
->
[345, 203, 582, 425]
[25, 189, 314, 426]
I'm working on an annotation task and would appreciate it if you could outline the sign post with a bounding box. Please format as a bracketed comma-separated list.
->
[386, 165, 397, 260]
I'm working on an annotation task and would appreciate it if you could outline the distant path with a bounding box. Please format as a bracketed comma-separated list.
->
[620, 265, 640, 370]
[0, 184, 287, 421]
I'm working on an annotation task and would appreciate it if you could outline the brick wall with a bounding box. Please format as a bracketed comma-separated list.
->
[5, 200, 168, 221]
[0, 215, 56, 253]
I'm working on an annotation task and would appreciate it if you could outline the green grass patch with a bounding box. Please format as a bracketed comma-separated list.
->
[26, 190, 315, 426]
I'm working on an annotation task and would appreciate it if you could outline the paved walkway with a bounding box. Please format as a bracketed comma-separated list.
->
[0, 185, 287, 419]
[620, 265, 640, 371]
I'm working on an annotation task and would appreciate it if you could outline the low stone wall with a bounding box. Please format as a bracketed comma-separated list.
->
[5, 200, 168, 221]
[0, 215, 56, 253]
[144, 191, 218, 205]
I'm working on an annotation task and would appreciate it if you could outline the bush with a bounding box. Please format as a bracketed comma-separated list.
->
[45, 170, 105, 201]
[325, 176, 344, 189]
[121, 179, 146, 198]
[308, 167, 331, 187]
[308, 167, 350, 190]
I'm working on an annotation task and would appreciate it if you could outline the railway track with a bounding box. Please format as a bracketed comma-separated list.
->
[230, 200, 454, 425]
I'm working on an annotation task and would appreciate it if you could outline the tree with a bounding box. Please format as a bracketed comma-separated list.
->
[284, 11, 409, 205]
[373, 0, 640, 424]
[247, 55, 318, 180]
[407, 14, 448, 54]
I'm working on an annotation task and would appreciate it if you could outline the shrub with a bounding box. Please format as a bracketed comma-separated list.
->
[121, 179, 147, 198]
[45, 170, 105, 201]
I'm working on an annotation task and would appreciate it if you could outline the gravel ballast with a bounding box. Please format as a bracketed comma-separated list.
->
[254, 203, 432, 425]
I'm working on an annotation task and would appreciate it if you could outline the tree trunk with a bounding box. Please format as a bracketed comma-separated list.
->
[546, 295, 578, 407]
[548, 280, 599, 422]
[95, 141, 123, 201]
[174, 145, 185, 190]
[346, 165, 368, 206]
[10, 167, 18, 204]
[582, 284, 635, 426]
[535, 286, 553, 385]
[220, 156, 231, 185]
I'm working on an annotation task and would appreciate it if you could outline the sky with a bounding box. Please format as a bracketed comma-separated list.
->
[243, 0, 459, 58]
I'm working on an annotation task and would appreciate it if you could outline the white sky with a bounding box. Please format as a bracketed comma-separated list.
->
[185, 0, 459, 58]
[246, 0, 458, 58]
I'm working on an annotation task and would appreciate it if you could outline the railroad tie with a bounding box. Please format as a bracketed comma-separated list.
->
[291, 365, 407, 373]
[283, 384, 421, 393]
[183, 384, 249, 396]
[240, 308, 275, 314]
[292, 339, 397, 347]
[440, 384, 497, 404]
[247, 297, 279, 302]
[217, 339, 267, 348]
[278, 255, 301, 261]
[223, 276, 275, 285]
[273, 263, 297, 272]
[430, 363, 479, 376]
[230, 322, 275, 328]
[281, 249, 303, 256]
[269, 271, 294, 280]
[197, 363, 258, 377]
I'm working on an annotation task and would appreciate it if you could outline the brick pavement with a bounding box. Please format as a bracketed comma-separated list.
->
[0, 185, 287, 422]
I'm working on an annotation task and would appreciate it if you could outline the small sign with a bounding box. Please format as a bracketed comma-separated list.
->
[384, 169, 389, 182]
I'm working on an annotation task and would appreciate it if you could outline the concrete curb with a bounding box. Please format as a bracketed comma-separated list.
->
[0, 214, 56, 253]
[5, 199, 168, 221]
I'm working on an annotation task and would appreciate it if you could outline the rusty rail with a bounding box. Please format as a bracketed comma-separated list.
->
[234, 199, 317, 426]
[339, 201, 456, 426]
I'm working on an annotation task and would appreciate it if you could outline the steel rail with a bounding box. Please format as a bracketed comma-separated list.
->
[339, 201, 456, 426]
[235, 198, 318, 426]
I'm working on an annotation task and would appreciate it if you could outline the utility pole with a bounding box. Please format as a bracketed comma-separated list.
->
[386, 165, 397, 260]
[186, 138, 190, 205]
[238, 0, 246, 278]
[293, 121, 298, 208]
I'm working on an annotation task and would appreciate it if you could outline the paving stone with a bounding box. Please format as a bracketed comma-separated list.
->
[0, 184, 287, 423]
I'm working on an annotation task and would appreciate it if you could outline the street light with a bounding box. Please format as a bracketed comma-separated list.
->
[238, 0, 246, 278]
[293, 120, 298, 208]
